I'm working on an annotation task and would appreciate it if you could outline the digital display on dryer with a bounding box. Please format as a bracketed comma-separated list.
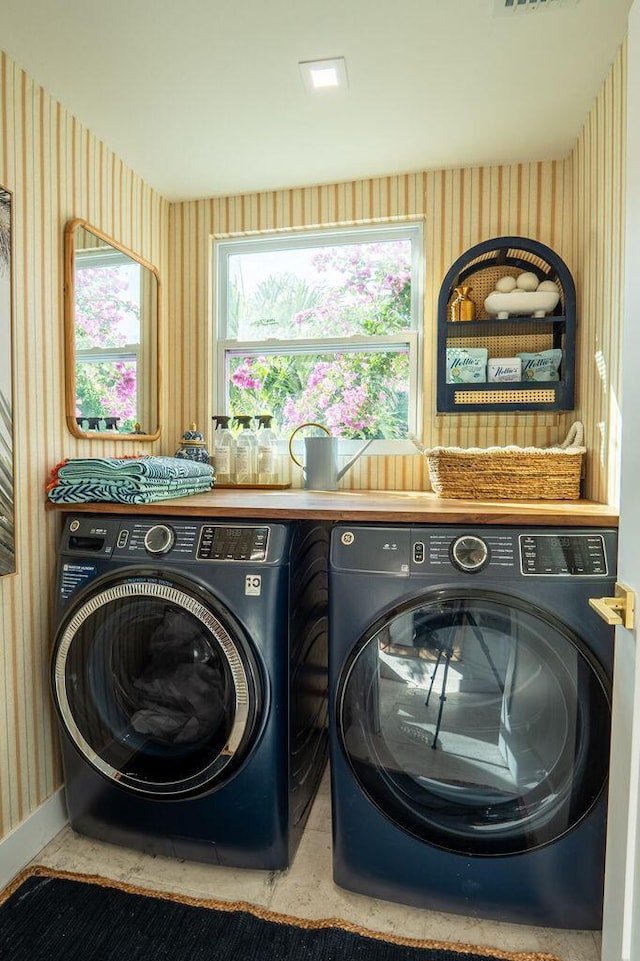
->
[197, 526, 269, 561]
[520, 534, 607, 575]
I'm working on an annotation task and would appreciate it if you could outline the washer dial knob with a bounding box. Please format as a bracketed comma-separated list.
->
[144, 524, 176, 555]
[450, 535, 489, 572]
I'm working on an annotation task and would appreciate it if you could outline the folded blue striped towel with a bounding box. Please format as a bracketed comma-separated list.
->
[53, 475, 214, 494]
[48, 478, 214, 505]
[46, 456, 215, 505]
[55, 456, 213, 482]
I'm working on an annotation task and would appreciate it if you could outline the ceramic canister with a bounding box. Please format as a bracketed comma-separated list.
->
[175, 422, 211, 463]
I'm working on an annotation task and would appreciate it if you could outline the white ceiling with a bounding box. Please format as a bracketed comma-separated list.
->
[1, 0, 633, 202]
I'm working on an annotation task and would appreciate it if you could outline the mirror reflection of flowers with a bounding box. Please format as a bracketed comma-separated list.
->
[74, 263, 140, 429]
[0, 187, 14, 576]
[0, 191, 9, 272]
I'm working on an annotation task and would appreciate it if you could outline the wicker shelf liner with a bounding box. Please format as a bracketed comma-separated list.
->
[413, 423, 585, 501]
[453, 388, 556, 405]
[447, 331, 553, 355]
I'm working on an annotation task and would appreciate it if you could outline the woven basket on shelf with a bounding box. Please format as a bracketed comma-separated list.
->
[414, 422, 585, 501]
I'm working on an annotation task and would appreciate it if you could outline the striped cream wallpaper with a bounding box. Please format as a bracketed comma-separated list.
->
[571, 41, 627, 507]
[0, 51, 169, 842]
[0, 35, 627, 851]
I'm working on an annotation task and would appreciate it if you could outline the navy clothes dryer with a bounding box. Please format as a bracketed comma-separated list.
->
[51, 515, 329, 870]
[328, 524, 617, 929]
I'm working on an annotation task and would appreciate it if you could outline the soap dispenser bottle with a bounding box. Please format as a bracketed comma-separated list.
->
[211, 415, 235, 485]
[256, 414, 279, 485]
[233, 415, 257, 485]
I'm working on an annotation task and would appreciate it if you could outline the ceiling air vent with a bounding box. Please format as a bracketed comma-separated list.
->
[493, 0, 579, 14]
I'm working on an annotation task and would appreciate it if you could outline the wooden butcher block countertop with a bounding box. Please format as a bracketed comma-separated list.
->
[47, 488, 619, 527]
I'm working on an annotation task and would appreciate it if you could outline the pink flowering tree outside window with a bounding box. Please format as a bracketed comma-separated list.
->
[225, 234, 417, 439]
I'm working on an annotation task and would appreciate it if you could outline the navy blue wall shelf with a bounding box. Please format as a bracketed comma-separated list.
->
[436, 236, 576, 414]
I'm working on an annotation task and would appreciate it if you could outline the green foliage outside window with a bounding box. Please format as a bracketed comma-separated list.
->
[227, 240, 413, 438]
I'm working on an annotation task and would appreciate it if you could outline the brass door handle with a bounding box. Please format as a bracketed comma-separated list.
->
[589, 582, 636, 629]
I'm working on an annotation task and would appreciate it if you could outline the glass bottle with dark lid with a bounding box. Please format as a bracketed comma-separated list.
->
[257, 415, 279, 484]
[233, 416, 257, 485]
[211, 415, 235, 484]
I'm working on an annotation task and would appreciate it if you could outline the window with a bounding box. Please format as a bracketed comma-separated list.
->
[74, 246, 141, 431]
[215, 223, 423, 440]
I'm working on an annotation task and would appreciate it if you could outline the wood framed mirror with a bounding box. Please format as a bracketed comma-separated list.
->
[64, 218, 161, 441]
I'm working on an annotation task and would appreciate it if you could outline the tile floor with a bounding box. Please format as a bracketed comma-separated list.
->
[31, 770, 601, 961]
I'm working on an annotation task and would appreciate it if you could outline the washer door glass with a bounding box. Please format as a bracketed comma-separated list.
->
[337, 589, 611, 856]
[52, 576, 261, 798]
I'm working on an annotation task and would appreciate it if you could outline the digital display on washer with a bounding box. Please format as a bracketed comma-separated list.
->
[520, 534, 607, 575]
[197, 526, 269, 561]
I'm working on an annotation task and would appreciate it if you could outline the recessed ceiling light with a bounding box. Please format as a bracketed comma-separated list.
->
[299, 57, 348, 93]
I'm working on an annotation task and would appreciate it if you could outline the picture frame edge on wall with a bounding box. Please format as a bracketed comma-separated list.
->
[0, 182, 16, 578]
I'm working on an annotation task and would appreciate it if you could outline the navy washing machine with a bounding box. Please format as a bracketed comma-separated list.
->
[329, 524, 616, 929]
[51, 515, 329, 869]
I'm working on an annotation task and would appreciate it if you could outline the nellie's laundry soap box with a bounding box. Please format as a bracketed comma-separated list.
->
[487, 357, 522, 383]
[446, 347, 488, 384]
[517, 348, 562, 381]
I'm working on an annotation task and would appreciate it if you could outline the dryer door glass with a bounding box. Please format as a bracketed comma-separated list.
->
[337, 589, 611, 856]
[53, 578, 261, 798]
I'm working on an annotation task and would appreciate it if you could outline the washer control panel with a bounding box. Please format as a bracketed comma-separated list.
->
[144, 524, 176, 555]
[196, 525, 269, 561]
[114, 521, 198, 557]
[112, 522, 270, 561]
[61, 517, 274, 563]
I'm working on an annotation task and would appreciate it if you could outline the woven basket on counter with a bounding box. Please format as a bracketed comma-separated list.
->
[413, 422, 585, 501]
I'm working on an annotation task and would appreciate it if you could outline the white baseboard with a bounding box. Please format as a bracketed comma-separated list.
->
[0, 788, 68, 889]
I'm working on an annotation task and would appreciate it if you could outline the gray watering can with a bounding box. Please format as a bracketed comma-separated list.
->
[288, 422, 374, 491]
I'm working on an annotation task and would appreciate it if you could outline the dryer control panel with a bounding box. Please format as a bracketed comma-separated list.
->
[330, 525, 617, 580]
[519, 533, 607, 576]
[421, 531, 517, 572]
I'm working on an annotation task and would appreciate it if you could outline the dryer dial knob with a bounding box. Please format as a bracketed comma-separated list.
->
[144, 524, 176, 555]
[450, 535, 489, 573]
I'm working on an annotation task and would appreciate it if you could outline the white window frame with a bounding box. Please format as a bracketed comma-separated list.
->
[214, 222, 423, 454]
[74, 246, 141, 416]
